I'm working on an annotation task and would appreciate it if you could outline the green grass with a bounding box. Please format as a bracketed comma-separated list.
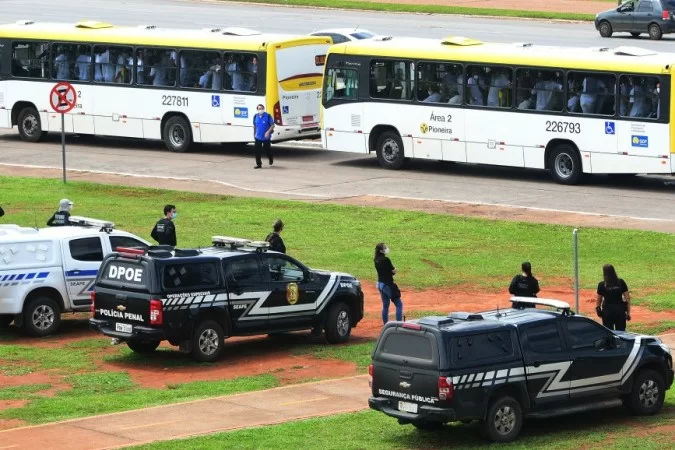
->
[627, 320, 675, 336]
[0, 384, 52, 401]
[129, 391, 675, 449]
[293, 341, 376, 370]
[0, 343, 96, 374]
[3, 177, 675, 310]
[217, 0, 599, 21]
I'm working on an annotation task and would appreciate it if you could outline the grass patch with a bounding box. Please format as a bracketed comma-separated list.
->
[293, 341, 376, 370]
[217, 0, 598, 21]
[0, 384, 52, 401]
[103, 346, 213, 368]
[64, 338, 114, 350]
[0, 344, 95, 374]
[627, 321, 675, 336]
[0, 372, 278, 424]
[129, 392, 675, 449]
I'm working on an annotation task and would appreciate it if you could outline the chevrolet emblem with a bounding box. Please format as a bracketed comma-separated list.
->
[116, 305, 126, 312]
[399, 381, 411, 388]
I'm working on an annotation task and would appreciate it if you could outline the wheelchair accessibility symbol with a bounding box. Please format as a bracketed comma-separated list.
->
[605, 121, 615, 135]
[211, 95, 220, 107]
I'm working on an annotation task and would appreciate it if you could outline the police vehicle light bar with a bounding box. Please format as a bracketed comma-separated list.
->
[116, 247, 145, 255]
[248, 240, 270, 249]
[69, 216, 115, 230]
[510, 297, 571, 310]
[212, 236, 251, 247]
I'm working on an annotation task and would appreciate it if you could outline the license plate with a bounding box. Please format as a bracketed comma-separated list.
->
[398, 401, 418, 414]
[115, 323, 132, 333]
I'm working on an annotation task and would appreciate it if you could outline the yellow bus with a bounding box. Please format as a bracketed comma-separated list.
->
[321, 36, 673, 184]
[0, 20, 330, 152]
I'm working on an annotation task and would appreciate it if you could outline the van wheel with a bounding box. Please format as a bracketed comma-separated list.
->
[376, 131, 406, 169]
[163, 116, 192, 152]
[626, 369, 665, 415]
[548, 144, 582, 185]
[23, 296, 61, 337]
[649, 23, 663, 40]
[324, 302, 352, 344]
[598, 21, 613, 38]
[127, 340, 161, 354]
[191, 320, 224, 362]
[412, 421, 442, 431]
[0, 315, 14, 329]
[17, 107, 44, 142]
[481, 395, 522, 443]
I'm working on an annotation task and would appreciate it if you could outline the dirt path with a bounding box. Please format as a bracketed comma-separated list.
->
[357, 0, 614, 14]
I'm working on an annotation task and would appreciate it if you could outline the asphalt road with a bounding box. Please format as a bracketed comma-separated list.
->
[1, 0, 675, 224]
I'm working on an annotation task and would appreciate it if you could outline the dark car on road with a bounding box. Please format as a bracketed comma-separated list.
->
[595, 0, 675, 40]
[368, 297, 673, 442]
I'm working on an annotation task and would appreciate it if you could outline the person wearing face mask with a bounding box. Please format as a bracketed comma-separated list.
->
[422, 84, 441, 103]
[151, 204, 177, 247]
[252, 104, 275, 169]
[374, 242, 403, 325]
[47, 199, 74, 226]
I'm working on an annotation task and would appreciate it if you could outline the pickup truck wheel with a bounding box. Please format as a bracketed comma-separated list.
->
[412, 420, 442, 431]
[626, 369, 665, 415]
[127, 340, 161, 353]
[324, 302, 352, 344]
[191, 320, 224, 362]
[481, 395, 523, 443]
[23, 296, 61, 337]
[0, 315, 14, 329]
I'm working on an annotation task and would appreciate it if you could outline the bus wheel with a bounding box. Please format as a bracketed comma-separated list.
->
[163, 116, 192, 152]
[18, 107, 44, 143]
[376, 131, 405, 170]
[549, 145, 582, 185]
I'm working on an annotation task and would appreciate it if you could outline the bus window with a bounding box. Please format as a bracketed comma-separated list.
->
[417, 62, 462, 104]
[516, 69, 563, 112]
[53, 43, 91, 82]
[93, 45, 133, 84]
[179, 50, 221, 90]
[370, 60, 413, 100]
[224, 52, 257, 92]
[567, 71, 616, 116]
[324, 67, 359, 101]
[466, 65, 513, 108]
[618, 75, 661, 119]
[138, 48, 176, 87]
[12, 41, 49, 79]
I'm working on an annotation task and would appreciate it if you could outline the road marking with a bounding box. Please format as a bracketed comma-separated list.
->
[279, 396, 329, 406]
[118, 420, 179, 431]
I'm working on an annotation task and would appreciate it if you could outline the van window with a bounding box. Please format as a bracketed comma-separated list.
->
[109, 236, 148, 252]
[224, 258, 263, 285]
[69, 237, 104, 262]
[449, 330, 514, 367]
[162, 262, 219, 290]
[381, 332, 433, 360]
[524, 323, 563, 353]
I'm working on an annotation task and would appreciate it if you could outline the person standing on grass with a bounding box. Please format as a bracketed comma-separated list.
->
[151, 204, 177, 247]
[265, 219, 286, 254]
[252, 104, 275, 169]
[374, 242, 403, 325]
[596, 264, 631, 331]
[509, 261, 540, 308]
[47, 199, 73, 226]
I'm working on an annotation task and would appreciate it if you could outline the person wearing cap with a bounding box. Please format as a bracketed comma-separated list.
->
[151, 204, 177, 247]
[47, 199, 73, 226]
[509, 261, 540, 308]
[265, 219, 286, 253]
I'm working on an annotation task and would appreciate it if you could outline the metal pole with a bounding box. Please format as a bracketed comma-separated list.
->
[61, 113, 66, 183]
[573, 228, 579, 314]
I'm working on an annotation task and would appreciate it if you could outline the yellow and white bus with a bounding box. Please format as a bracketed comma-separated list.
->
[0, 21, 330, 152]
[321, 36, 674, 184]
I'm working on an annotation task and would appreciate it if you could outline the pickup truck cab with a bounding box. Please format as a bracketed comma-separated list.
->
[368, 297, 673, 442]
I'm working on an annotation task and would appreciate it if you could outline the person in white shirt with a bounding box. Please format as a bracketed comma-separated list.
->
[422, 84, 441, 103]
[448, 73, 464, 104]
[114, 50, 132, 83]
[487, 69, 511, 107]
[75, 46, 91, 81]
[467, 72, 485, 106]
[150, 53, 171, 86]
[94, 48, 105, 81]
[54, 47, 70, 80]
[629, 81, 648, 117]
[226, 54, 245, 91]
[136, 50, 145, 84]
[170, 51, 189, 86]
[580, 76, 606, 114]
[532, 75, 563, 111]
[246, 56, 257, 91]
[95, 48, 115, 83]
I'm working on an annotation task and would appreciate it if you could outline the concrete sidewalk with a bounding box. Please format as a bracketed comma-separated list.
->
[0, 375, 370, 450]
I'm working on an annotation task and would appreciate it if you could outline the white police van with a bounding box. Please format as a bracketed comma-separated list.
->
[0, 217, 149, 336]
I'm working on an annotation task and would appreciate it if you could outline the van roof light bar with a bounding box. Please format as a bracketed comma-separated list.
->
[69, 216, 115, 232]
[510, 297, 571, 313]
[212, 236, 251, 248]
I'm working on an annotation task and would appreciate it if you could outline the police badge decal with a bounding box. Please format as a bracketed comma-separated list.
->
[286, 283, 299, 305]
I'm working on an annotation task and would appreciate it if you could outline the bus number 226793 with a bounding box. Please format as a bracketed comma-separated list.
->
[545, 121, 581, 134]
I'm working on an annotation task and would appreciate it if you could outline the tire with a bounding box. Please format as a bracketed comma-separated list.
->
[630, 32, 641, 37]
[481, 395, 523, 443]
[548, 144, 582, 185]
[0, 315, 14, 330]
[375, 131, 406, 170]
[17, 107, 44, 143]
[127, 340, 161, 354]
[23, 296, 61, 337]
[163, 116, 193, 152]
[191, 320, 224, 362]
[649, 23, 663, 40]
[412, 421, 442, 431]
[598, 21, 613, 38]
[324, 301, 352, 344]
[626, 369, 665, 415]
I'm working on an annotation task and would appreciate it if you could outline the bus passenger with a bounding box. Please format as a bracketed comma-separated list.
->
[170, 51, 189, 86]
[54, 46, 70, 80]
[532, 73, 562, 111]
[629, 79, 648, 117]
[150, 54, 170, 87]
[136, 50, 145, 84]
[487, 68, 511, 107]
[580, 76, 606, 114]
[617, 77, 631, 116]
[422, 84, 441, 103]
[467, 71, 485, 106]
[76, 46, 91, 81]
[114, 49, 132, 84]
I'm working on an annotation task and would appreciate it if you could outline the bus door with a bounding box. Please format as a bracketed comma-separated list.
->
[0, 39, 9, 128]
[322, 64, 366, 151]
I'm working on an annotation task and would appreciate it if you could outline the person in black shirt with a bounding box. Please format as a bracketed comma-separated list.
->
[151, 204, 177, 247]
[47, 199, 73, 226]
[596, 264, 631, 331]
[509, 261, 540, 308]
[374, 242, 403, 324]
[265, 219, 286, 254]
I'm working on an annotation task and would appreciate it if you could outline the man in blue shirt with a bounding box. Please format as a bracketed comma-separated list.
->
[252, 104, 275, 169]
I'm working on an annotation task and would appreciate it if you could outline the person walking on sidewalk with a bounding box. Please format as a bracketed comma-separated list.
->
[374, 242, 403, 325]
[252, 104, 275, 169]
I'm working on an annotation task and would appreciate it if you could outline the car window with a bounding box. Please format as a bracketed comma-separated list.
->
[637, 0, 654, 11]
[264, 256, 304, 283]
[524, 323, 564, 353]
[162, 262, 219, 290]
[330, 34, 348, 44]
[382, 332, 433, 360]
[565, 318, 609, 350]
[663, 0, 675, 10]
[109, 236, 148, 251]
[69, 237, 104, 262]
[449, 331, 514, 367]
[224, 258, 263, 285]
[350, 31, 375, 39]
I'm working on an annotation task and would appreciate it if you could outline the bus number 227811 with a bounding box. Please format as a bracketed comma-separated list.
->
[161, 95, 189, 107]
